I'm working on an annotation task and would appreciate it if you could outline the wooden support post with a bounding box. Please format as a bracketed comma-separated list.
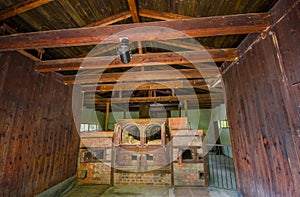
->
[184, 100, 188, 117]
[167, 110, 171, 118]
[105, 102, 110, 131]
[139, 103, 150, 118]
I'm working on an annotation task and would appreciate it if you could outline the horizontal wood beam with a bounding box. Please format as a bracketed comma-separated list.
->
[84, 93, 224, 103]
[0, 13, 270, 51]
[0, 24, 41, 61]
[0, 0, 53, 21]
[82, 79, 207, 92]
[64, 69, 217, 84]
[35, 48, 237, 72]
[84, 11, 132, 27]
[139, 8, 193, 20]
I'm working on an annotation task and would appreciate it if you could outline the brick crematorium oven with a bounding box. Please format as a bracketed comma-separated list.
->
[77, 117, 205, 186]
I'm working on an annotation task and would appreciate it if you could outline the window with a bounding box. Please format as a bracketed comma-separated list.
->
[80, 123, 99, 132]
[218, 120, 229, 128]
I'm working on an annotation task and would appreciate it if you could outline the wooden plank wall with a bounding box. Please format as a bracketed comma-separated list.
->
[0, 52, 82, 196]
[222, 0, 300, 196]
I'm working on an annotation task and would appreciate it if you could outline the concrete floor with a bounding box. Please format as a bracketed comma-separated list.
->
[63, 184, 240, 197]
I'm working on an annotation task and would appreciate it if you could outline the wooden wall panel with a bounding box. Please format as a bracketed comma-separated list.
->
[222, 0, 300, 196]
[0, 52, 82, 196]
[272, 1, 300, 85]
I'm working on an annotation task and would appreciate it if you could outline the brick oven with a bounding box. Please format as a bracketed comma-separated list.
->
[78, 117, 205, 186]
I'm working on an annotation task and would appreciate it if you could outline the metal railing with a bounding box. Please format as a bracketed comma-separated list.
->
[206, 144, 237, 190]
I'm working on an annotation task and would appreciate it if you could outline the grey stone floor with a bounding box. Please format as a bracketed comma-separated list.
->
[63, 184, 241, 197]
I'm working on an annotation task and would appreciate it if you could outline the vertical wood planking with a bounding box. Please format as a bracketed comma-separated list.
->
[0, 52, 82, 196]
[222, 1, 300, 195]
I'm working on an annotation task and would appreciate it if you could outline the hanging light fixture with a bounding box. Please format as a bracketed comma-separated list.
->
[117, 37, 132, 64]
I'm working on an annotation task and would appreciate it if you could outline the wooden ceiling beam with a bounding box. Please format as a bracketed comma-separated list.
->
[81, 79, 207, 92]
[63, 69, 215, 84]
[0, 13, 270, 51]
[78, 12, 131, 58]
[0, 0, 53, 21]
[2, 23, 44, 55]
[139, 8, 194, 21]
[35, 48, 237, 72]
[84, 93, 224, 103]
[1, 24, 41, 61]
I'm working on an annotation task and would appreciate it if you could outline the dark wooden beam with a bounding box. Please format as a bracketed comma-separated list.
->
[88, 101, 221, 111]
[0, 13, 270, 51]
[0, 0, 53, 21]
[3, 24, 44, 54]
[84, 93, 224, 103]
[85, 11, 132, 27]
[35, 48, 237, 72]
[82, 79, 207, 92]
[139, 8, 193, 20]
[127, 0, 143, 54]
[77, 11, 132, 58]
[63, 69, 215, 84]
[127, 0, 140, 23]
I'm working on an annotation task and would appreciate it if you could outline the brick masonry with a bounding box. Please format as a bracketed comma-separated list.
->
[114, 171, 171, 185]
[78, 162, 111, 184]
[173, 163, 204, 186]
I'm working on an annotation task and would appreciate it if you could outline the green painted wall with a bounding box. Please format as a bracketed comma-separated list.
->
[81, 107, 211, 131]
[81, 106, 99, 124]
[171, 109, 211, 130]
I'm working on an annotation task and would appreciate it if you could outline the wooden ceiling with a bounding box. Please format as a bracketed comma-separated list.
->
[0, 0, 279, 111]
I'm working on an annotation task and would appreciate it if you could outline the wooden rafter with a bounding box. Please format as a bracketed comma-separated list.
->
[77, 11, 132, 58]
[35, 48, 237, 72]
[76, 44, 117, 58]
[0, 0, 53, 21]
[139, 8, 193, 20]
[127, 0, 140, 23]
[84, 11, 132, 27]
[0, 13, 270, 52]
[155, 40, 212, 50]
[78, 9, 199, 58]
[82, 79, 207, 92]
[63, 69, 217, 84]
[127, 0, 143, 54]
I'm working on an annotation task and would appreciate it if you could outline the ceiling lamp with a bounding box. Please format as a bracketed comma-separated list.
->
[117, 37, 132, 64]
